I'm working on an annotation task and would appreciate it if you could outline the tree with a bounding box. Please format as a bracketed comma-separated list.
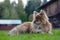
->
[25, 1, 34, 21]
[2, 8, 10, 19]
[29, 14, 33, 21]
[10, 7, 19, 19]
[1, 0, 10, 19]
[16, 0, 27, 22]
[43, 0, 47, 4]
[9, 1, 19, 19]
[1, 0, 19, 19]
[4, 0, 11, 9]
[0, 3, 4, 19]
[0, 0, 27, 22]
[25, 0, 41, 21]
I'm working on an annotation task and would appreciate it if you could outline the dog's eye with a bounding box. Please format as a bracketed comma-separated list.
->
[36, 17, 39, 19]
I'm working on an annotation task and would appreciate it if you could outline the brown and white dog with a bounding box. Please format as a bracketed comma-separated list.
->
[33, 10, 52, 34]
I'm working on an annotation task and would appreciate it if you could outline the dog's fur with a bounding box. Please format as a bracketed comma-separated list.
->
[33, 10, 52, 34]
[8, 22, 36, 36]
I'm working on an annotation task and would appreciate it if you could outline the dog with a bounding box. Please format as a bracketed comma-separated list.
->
[8, 10, 52, 36]
[33, 10, 52, 34]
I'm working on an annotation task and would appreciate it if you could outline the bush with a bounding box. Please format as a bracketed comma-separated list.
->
[29, 14, 33, 21]
[19, 12, 27, 22]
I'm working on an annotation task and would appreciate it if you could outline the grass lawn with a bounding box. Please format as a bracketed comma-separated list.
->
[0, 29, 60, 40]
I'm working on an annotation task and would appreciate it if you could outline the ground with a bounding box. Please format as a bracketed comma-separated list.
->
[0, 29, 60, 40]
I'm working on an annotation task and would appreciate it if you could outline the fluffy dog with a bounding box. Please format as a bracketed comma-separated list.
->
[33, 10, 52, 34]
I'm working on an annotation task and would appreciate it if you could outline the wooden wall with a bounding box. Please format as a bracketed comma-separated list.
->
[58, 0, 60, 13]
[43, 1, 59, 16]
[41, 0, 60, 28]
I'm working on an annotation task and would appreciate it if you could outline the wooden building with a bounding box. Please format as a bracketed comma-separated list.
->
[38, 0, 60, 28]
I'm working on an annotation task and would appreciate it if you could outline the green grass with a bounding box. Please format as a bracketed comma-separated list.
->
[0, 29, 60, 40]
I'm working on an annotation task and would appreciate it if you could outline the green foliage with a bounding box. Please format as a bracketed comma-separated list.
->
[1, 0, 19, 19]
[2, 8, 10, 19]
[0, 3, 5, 19]
[29, 14, 33, 21]
[4, 0, 11, 9]
[10, 8, 19, 19]
[0, 0, 47, 22]
[0, 0, 27, 22]
[16, 0, 27, 22]
[18, 12, 27, 22]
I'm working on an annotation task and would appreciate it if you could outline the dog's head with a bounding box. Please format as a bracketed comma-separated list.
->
[33, 10, 49, 24]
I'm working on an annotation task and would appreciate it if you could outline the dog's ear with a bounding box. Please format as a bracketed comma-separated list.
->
[33, 11, 38, 16]
[33, 11, 38, 20]
[40, 9, 45, 12]
[40, 10, 47, 15]
[33, 11, 38, 15]
[40, 10, 44, 14]
[40, 10, 49, 21]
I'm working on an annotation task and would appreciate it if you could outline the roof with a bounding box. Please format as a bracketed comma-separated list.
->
[0, 20, 22, 24]
[38, 0, 57, 10]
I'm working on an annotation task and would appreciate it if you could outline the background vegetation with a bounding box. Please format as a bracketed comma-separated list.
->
[0, 0, 47, 22]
